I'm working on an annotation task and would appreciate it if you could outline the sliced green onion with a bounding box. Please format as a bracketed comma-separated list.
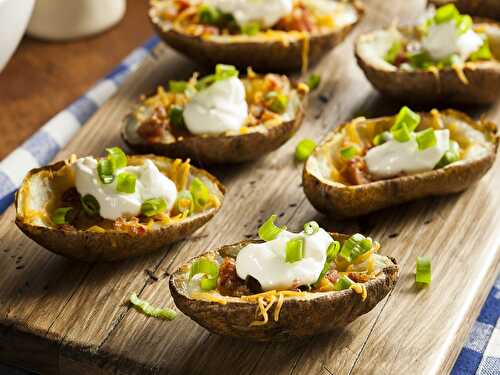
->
[175, 190, 194, 215]
[409, 51, 434, 70]
[195, 74, 216, 91]
[285, 237, 305, 263]
[385, 40, 402, 64]
[315, 240, 341, 284]
[391, 106, 421, 142]
[267, 92, 289, 114]
[106, 147, 127, 170]
[81, 194, 100, 216]
[190, 177, 209, 209]
[97, 159, 115, 184]
[340, 145, 359, 160]
[214, 64, 239, 80]
[416, 128, 437, 151]
[434, 4, 459, 24]
[169, 105, 185, 128]
[129, 293, 176, 320]
[241, 21, 260, 35]
[198, 4, 221, 25]
[333, 275, 354, 291]
[469, 39, 493, 61]
[304, 221, 319, 235]
[295, 139, 316, 161]
[307, 74, 321, 90]
[189, 258, 219, 291]
[373, 131, 392, 146]
[416, 256, 431, 285]
[436, 140, 460, 168]
[340, 233, 373, 263]
[258, 214, 284, 241]
[456, 14, 472, 35]
[169, 80, 188, 93]
[52, 207, 73, 225]
[439, 53, 462, 68]
[141, 198, 167, 217]
[116, 172, 137, 194]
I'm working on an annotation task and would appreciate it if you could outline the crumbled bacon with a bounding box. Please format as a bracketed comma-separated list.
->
[394, 53, 409, 67]
[137, 107, 168, 140]
[326, 270, 340, 284]
[343, 157, 372, 185]
[276, 4, 315, 32]
[62, 187, 81, 203]
[217, 257, 252, 297]
[114, 217, 146, 236]
[348, 272, 371, 283]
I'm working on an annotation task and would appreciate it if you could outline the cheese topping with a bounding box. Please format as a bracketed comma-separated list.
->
[422, 20, 483, 61]
[205, 0, 293, 28]
[183, 76, 248, 135]
[365, 130, 450, 179]
[235, 228, 333, 291]
[74, 157, 177, 220]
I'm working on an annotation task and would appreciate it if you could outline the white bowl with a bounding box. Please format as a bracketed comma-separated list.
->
[0, 0, 34, 72]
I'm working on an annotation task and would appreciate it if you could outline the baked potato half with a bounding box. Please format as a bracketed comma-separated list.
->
[122, 67, 308, 164]
[149, 0, 363, 71]
[429, 0, 500, 20]
[355, 7, 500, 104]
[15, 153, 224, 261]
[303, 109, 498, 218]
[170, 228, 398, 341]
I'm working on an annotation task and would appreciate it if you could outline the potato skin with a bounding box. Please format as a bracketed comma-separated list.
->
[150, 2, 364, 72]
[303, 111, 498, 218]
[15, 157, 225, 262]
[428, 0, 500, 20]
[169, 237, 399, 342]
[123, 105, 305, 165]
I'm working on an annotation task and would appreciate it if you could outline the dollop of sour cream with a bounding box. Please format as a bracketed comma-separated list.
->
[365, 130, 450, 179]
[205, 0, 293, 28]
[422, 20, 483, 61]
[183, 76, 248, 135]
[74, 157, 177, 220]
[235, 228, 333, 291]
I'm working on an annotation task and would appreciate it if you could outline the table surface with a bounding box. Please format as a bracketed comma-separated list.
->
[0, 0, 152, 161]
[0, 1, 499, 374]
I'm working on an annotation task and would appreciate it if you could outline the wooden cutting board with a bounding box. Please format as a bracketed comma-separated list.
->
[1, 1, 499, 374]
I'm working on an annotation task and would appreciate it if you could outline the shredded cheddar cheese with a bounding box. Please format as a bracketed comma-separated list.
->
[191, 292, 228, 305]
[452, 64, 469, 85]
[350, 283, 367, 301]
[301, 32, 310, 74]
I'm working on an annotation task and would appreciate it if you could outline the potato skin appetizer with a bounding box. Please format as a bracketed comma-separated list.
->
[149, 0, 363, 71]
[15, 154, 224, 261]
[170, 224, 398, 342]
[355, 8, 500, 104]
[303, 109, 498, 218]
[429, 0, 500, 20]
[123, 67, 308, 164]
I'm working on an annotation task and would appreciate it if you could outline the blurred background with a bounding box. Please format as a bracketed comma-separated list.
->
[0, 0, 152, 160]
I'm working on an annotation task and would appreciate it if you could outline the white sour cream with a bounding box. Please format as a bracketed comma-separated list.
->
[74, 157, 177, 220]
[235, 228, 333, 291]
[183, 76, 248, 135]
[365, 130, 450, 179]
[303, 0, 358, 27]
[205, 0, 292, 28]
[422, 20, 483, 61]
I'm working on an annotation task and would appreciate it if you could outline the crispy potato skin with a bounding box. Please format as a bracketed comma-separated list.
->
[355, 22, 500, 105]
[150, 3, 364, 72]
[303, 111, 498, 218]
[123, 105, 305, 165]
[429, 0, 500, 20]
[15, 157, 225, 262]
[169, 236, 399, 341]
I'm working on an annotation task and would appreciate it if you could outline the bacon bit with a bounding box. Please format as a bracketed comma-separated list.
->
[59, 224, 76, 232]
[217, 257, 252, 297]
[62, 187, 81, 203]
[137, 107, 168, 141]
[114, 217, 147, 236]
[348, 272, 372, 283]
[326, 270, 340, 284]
[394, 52, 409, 67]
[343, 157, 371, 185]
[276, 4, 315, 33]
[265, 74, 282, 91]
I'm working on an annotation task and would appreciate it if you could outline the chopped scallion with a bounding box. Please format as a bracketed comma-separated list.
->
[307, 74, 321, 90]
[391, 106, 421, 142]
[97, 159, 115, 184]
[373, 131, 392, 146]
[385, 40, 402, 64]
[340, 233, 372, 263]
[189, 258, 219, 291]
[215, 64, 239, 80]
[81, 194, 100, 216]
[116, 172, 137, 194]
[169, 105, 185, 128]
[315, 240, 341, 285]
[469, 39, 493, 61]
[106, 147, 127, 170]
[198, 4, 221, 25]
[169, 80, 189, 93]
[258, 214, 284, 241]
[295, 139, 316, 161]
[141, 198, 167, 217]
[304, 221, 319, 235]
[175, 190, 194, 215]
[416, 256, 431, 285]
[285, 238, 305, 263]
[434, 4, 459, 24]
[129, 293, 176, 320]
[436, 140, 460, 168]
[52, 207, 73, 225]
[340, 145, 359, 160]
[241, 22, 260, 35]
[333, 275, 354, 291]
[416, 128, 437, 151]
[267, 92, 289, 114]
[190, 177, 209, 209]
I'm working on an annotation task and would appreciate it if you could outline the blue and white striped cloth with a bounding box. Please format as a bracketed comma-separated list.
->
[0, 36, 498, 375]
[0, 36, 160, 214]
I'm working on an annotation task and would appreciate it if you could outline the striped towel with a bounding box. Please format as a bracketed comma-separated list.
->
[0, 36, 498, 375]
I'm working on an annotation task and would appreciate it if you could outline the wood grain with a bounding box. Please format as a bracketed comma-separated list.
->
[1, 0, 499, 374]
[0, 0, 153, 161]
